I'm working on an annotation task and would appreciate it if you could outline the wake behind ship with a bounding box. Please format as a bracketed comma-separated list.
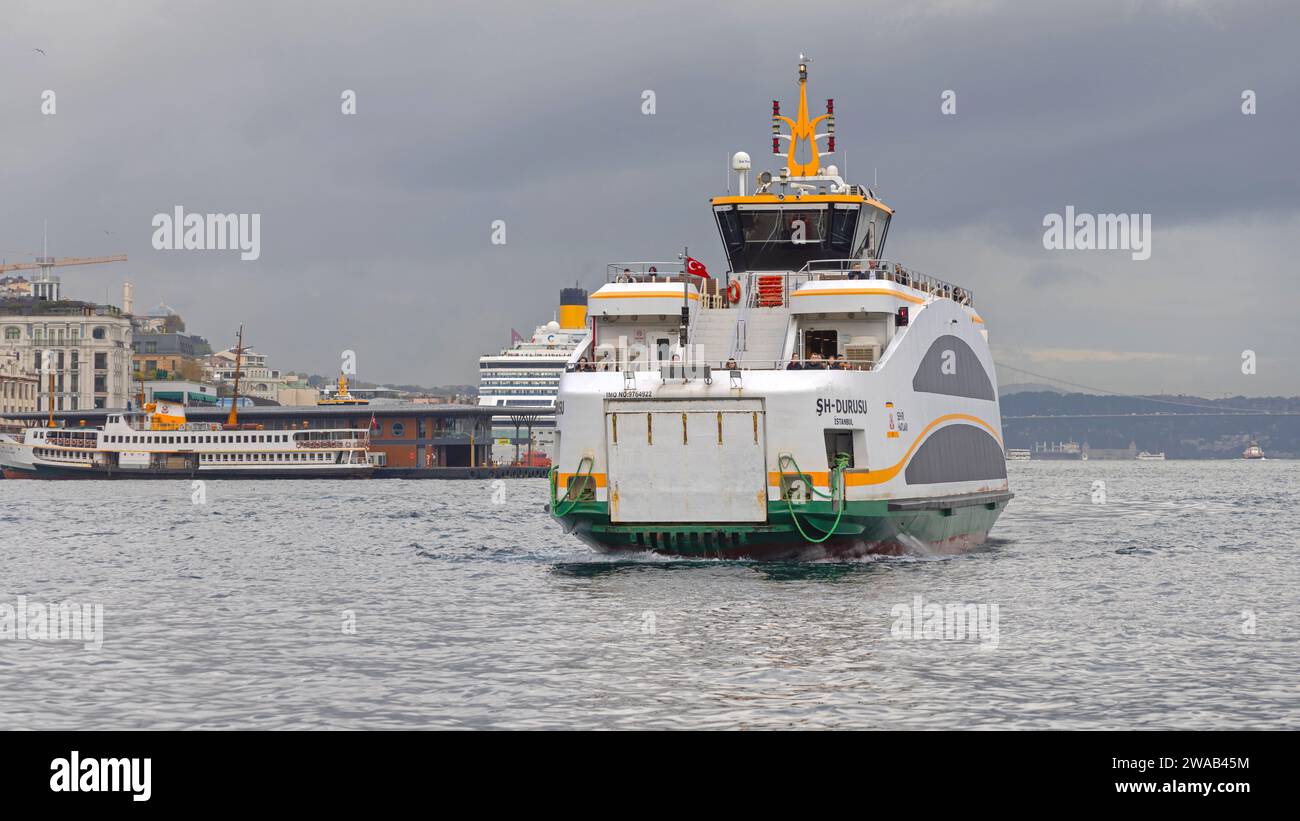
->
[547, 61, 1011, 559]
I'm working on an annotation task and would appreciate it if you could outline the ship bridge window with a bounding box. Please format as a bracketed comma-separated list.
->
[715, 203, 860, 271]
[859, 204, 892, 259]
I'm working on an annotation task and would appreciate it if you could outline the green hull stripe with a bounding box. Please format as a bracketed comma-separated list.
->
[552, 497, 1008, 554]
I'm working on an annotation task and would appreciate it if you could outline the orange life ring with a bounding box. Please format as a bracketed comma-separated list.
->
[727, 280, 741, 303]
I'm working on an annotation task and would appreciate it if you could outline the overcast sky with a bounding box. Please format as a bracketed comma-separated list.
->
[2, 0, 1297, 395]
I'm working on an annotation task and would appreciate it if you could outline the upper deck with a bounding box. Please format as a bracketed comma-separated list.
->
[569, 61, 980, 374]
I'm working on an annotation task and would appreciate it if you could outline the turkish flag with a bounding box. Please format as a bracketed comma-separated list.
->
[685, 256, 710, 278]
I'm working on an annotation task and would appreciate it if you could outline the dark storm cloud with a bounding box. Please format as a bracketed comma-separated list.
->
[2, 0, 1297, 392]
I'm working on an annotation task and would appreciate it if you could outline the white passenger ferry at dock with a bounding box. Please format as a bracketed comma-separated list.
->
[548, 61, 1012, 559]
[1, 401, 371, 479]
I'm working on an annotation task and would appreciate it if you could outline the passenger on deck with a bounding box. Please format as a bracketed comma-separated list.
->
[786, 356, 804, 370]
[576, 356, 595, 372]
[724, 358, 738, 370]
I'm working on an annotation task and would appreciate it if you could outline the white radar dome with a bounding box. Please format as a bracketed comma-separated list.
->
[731, 151, 752, 171]
[545, 320, 560, 331]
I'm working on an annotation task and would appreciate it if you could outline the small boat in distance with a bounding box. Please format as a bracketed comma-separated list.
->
[1243, 442, 1265, 460]
[318, 373, 370, 406]
[1006, 448, 1032, 461]
[1136, 451, 1166, 461]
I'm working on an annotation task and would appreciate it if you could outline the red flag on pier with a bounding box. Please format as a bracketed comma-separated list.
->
[685, 257, 710, 278]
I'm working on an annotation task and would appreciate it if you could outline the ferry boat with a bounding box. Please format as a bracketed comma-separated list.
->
[0, 401, 372, 479]
[548, 61, 1012, 559]
[478, 287, 589, 463]
[1006, 448, 1032, 461]
[1243, 442, 1265, 460]
[1033, 440, 1082, 460]
[0, 432, 31, 476]
[2, 326, 371, 479]
[1135, 451, 1166, 461]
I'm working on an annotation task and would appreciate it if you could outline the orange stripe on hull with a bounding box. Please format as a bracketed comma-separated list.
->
[769, 414, 1003, 487]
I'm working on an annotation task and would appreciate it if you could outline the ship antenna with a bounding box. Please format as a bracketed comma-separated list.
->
[771, 56, 835, 177]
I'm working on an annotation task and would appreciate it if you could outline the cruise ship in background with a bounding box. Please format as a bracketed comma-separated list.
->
[478, 287, 589, 464]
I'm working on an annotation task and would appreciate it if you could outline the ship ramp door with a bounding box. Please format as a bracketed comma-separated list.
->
[605, 399, 767, 524]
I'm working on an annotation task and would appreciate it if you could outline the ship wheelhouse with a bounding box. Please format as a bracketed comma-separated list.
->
[712, 193, 892, 273]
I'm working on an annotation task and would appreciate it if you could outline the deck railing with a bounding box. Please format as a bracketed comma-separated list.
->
[297, 440, 368, 449]
[605, 261, 698, 285]
[798, 259, 973, 306]
[567, 355, 873, 375]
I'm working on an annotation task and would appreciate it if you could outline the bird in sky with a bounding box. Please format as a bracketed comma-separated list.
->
[33, 48, 46, 55]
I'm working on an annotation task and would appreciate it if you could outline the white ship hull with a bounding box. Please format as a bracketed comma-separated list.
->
[551, 285, 1011, 559]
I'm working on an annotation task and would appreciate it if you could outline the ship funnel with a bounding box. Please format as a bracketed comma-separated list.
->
[559, 286, 587, 329]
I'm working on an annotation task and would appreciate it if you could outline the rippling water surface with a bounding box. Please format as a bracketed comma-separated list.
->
[1, 461, 1296, 729]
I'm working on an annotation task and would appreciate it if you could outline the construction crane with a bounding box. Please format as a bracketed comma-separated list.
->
[0, 254, 128, 301]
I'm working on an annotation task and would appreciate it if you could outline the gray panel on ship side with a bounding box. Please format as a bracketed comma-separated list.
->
[905, 424, 1007, 484]
[912, 334, 996, 400]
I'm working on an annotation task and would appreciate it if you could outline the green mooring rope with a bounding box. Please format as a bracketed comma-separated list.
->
[549, 456, 594, 518]
[779, 452, 852, 544]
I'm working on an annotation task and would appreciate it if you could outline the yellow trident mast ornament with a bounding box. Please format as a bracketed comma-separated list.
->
[772, 56, 835, 177]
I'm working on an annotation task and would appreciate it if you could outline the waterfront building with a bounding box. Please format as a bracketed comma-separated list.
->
[0, 349, 39, 421]
[0, 299, 134, 410]
[131, 330, 211, 380]
[204, 347, 284, 403]
[141, 379, 220, 407]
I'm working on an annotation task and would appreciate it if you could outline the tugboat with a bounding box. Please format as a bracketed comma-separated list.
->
[548, 60, 1012, 559]
[1243, 441, 1265, 460]
[317, 373, 370, 406]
